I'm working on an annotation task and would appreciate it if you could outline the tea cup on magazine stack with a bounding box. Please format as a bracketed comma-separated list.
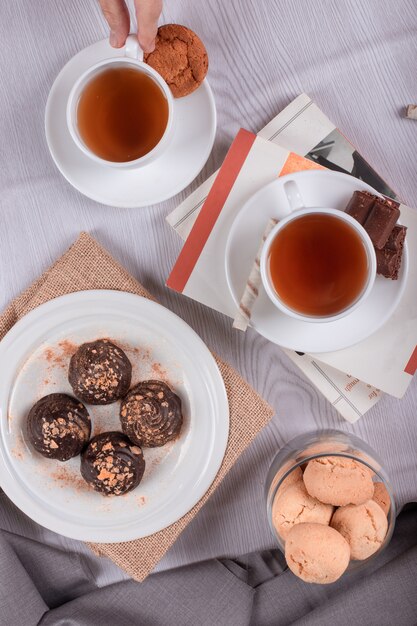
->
[66, 35, 175, 169]
[260, 207, 377, 323]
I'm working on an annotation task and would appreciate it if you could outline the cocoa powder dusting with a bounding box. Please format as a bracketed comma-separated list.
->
[58, 340, 78, 357]
[43, 340, 78, 367]
[151, 361, 168, 379]
[51, 466, 90, 492]
[44, 348, 55, 363]
[43, 347, 64, 366]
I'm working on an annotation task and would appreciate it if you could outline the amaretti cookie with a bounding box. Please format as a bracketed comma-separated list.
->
[272, 480, 333, 540]
[285, 523, 350, 584]
[27, 393, 91, 461]
[303, 456, 374, 506]
[81, 431, 145, 496]
[68, 339, 132, 405]
[120, 380, 183, 447]
[144, 24, 208, 97]
[331, 500, 388, 560]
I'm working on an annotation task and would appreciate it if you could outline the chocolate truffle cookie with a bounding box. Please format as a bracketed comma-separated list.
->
[81, 431, 145, 496]
[68, 339, 132, 405]
[120, 380, 183, 447]
[144, 24, 208, 97]
[27, 393, 91, 461]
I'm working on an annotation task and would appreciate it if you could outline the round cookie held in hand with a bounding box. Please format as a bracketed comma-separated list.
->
[144, 24, 208, 98]
[27, 393, 91, 462]
[303, 456, 374, 506]
[331, 499, 388, 560]
[81, 431, 145, 496]
[272, 480, 334, 540]
[120, 380, 183, 447]
[68, 339, 132, 405]
[285, 523, 350, 584]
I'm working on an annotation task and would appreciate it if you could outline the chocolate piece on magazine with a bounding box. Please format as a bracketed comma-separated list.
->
[385, 225, 407, 251]
[345, 190, 376, 224]
[376, 247, 403, 280]
[363, 199, 400, 249]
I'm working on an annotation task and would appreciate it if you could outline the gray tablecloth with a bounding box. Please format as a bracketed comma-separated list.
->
[1, 491, 417, 625]
[1, 0, 417, 622]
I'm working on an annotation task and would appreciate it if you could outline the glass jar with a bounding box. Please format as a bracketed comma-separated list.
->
[265, 429, 396, 571]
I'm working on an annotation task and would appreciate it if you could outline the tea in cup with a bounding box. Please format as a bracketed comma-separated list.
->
[260, 208, 376, 322]
[66, 35, 174, 168]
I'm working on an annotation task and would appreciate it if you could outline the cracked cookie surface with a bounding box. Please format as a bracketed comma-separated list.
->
[285, 523, 350, 584]
[272, 480, 333, 540]
[144, 24, 208, 98]
[303, 456, 375, 506]
[331, 500, 388, 560]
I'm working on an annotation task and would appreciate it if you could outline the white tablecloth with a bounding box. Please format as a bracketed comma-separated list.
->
[0, 0, 416, 583]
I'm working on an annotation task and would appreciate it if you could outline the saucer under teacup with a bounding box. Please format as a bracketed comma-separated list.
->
[225, 170, 408, 353]
[45, 38, 216, 208]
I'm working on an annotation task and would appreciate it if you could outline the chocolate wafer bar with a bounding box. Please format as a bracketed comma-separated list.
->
[344, 190, 406, 280]
[376, 247, 402, 280]
[363, 198, 400, 249]
[345, 190, 376, 224]
[376, 223, 407, 280]
[385, 225, 407, 251]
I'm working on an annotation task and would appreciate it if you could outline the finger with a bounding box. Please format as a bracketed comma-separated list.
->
[134, 0, 162, 53]
[99, 0, 130, 48]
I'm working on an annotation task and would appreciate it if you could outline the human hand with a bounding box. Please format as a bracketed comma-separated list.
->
[99, 0, 162, 53]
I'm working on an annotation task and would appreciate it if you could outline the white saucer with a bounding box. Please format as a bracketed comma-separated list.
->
[0, 291, 229, 542]
[225, 170, 408, 353]
[45, 39, 217, 208]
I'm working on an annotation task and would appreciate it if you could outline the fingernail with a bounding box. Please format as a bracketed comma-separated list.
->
[110, 31, 118, 47]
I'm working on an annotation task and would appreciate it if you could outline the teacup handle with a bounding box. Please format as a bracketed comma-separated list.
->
[283, 179, 306, 212]
[125, 34, 144, 62]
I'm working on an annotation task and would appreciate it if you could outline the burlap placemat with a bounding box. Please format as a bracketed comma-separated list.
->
[0, 232, 274, 581]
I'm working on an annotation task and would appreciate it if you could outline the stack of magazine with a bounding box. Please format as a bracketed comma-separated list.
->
[166, 94, 417, 422]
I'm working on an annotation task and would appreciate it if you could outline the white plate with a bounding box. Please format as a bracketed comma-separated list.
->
[45, 39, 217, 208]
[225, 170, 408, 353]
[0, 291, 229, 542]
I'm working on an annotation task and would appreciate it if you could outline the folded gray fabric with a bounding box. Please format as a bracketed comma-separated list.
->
[0, 533, 48, 625]
[3, 531, 97, 608]
[38, 560, 254, 626]
[0, 492, 254, 626]
[1, 490, 416, 626]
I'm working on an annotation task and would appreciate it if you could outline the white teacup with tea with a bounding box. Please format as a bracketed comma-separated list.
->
[260, 207, 377, 323]
[66, 35, 174, 169]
